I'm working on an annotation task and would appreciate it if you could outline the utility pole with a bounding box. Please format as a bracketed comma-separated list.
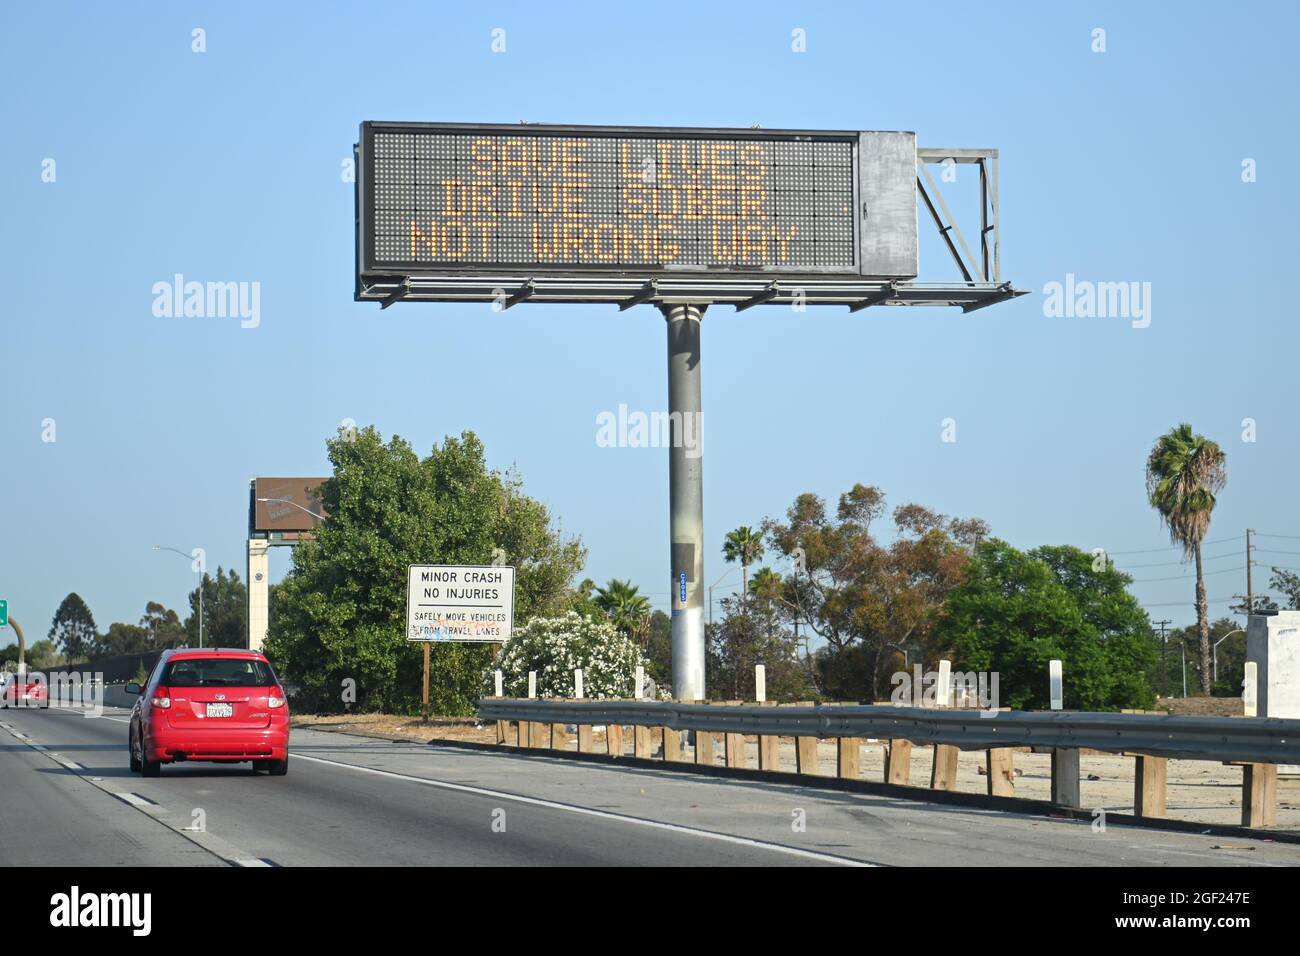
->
[1246, 528, 1254, 615]
[1154, 619, 1172, 699]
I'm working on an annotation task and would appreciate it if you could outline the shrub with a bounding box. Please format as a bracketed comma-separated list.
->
[495, 611, 656, 699]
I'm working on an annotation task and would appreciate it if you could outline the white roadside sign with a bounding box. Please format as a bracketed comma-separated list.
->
[406, 564, 515, 643]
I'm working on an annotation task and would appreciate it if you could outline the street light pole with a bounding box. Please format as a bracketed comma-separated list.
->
[154, 545, 203, 648]
[1213, 628, 1245, 683]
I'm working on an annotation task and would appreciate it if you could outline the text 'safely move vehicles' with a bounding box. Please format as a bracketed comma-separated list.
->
[127, 648, 289, 777]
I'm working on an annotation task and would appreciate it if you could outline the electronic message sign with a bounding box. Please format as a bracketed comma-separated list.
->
[356, 122, 918, 288]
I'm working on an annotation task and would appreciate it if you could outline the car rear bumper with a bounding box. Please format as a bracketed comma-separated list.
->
[145, 727, 289, 762]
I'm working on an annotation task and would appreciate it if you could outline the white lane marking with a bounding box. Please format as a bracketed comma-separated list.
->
[234, 858, 272, 867]
[116, 792, 157, 808]
[293, 752, 874, 867]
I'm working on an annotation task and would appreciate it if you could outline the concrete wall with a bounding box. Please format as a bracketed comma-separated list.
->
[1247, 610, 1300, 774]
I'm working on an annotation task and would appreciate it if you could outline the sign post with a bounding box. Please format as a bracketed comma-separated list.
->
[406, 565, 515, 719]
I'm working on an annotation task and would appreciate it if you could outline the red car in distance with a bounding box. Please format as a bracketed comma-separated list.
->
[127, 648, 290, 777]
[1, 673, 50, 709]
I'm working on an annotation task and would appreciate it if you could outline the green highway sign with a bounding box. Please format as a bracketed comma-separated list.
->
[0, 599, 7, 628]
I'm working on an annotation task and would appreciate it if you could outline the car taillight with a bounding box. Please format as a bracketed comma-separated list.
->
[268, 689, 286, 709]
[151, 687, 172, 709]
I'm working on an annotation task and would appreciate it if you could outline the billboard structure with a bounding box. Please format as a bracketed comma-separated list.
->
[246, 477, 328, 652]
[355, 121, 1025, 701]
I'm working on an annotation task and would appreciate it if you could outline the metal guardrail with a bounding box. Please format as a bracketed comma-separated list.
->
[478, 698, 1300, 765]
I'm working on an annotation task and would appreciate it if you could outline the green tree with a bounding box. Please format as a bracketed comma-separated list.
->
[722, 526, 765, 603]
[707, 596, 811, 701]
[764, 485, 985, 700]
[1270, 568, 1300, 609]
[593, 579, 651, 643]
[185, 568, 248, 648]
[99, 622, 153, 656]
[643, 609, 672, 685]
[141, 602, 187, 649]
[934, 539, 1158, 710]
[264, 426, 586, 715]
[25, 639, 65, 669]
[49, 593, 99, 662]
[1145, 424, 1227, 695]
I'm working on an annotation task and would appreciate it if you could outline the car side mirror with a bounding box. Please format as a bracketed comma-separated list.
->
[125, 682, 142, 695]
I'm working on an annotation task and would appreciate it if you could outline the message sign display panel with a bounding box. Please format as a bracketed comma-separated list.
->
[406, 564, 515, 643]
[357, 122, 910, 279]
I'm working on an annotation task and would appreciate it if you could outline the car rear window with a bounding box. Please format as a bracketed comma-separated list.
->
[160, 658, 277, 687]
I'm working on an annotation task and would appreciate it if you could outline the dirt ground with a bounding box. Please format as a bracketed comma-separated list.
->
[292, 712, 1298, 832]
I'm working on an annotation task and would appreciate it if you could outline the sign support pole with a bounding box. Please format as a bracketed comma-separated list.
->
[422, 642, 431, 722]
[664, 303, 706, 701]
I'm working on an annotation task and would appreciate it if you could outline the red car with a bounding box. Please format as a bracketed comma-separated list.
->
[127, 648, 289, 777]
[1, 673, 49, 709]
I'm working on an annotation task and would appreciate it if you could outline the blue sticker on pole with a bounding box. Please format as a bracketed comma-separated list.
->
[679, 572, 687, 603]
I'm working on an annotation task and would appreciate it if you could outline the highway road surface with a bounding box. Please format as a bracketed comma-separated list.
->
[2, 704, 1297, 867]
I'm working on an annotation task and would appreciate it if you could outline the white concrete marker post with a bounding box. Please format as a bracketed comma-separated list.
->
[937, 659, 952, 707]
[635, 665, 645, 700]
[1049, 660, 1063, 710]
[754, 664, 766, 703]
[574, 668, 584, 699]
[1243, 662, 1258, 718]
[494, 670, 503, 697]
[528, 671, 537, 699]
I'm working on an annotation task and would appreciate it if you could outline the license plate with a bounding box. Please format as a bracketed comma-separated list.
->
[206, 702, 234, 718]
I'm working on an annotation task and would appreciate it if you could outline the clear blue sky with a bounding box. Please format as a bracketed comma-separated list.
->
[3, 1, 1297, 641]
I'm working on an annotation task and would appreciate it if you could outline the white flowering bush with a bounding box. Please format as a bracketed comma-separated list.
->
[494, 611, 650, 699]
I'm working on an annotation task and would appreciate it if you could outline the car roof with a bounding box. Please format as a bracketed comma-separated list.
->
[163, 647, 268, 661]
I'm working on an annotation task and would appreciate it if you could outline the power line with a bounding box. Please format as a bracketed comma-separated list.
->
[1114, 549, 1244, 569]
[1127, 565, 1245, 583]
[1104, 535, 1240, 555]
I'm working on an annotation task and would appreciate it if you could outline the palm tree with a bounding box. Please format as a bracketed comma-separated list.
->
[594, 578, 652, 642]
[749, 567, 783, 641]
[722, 526, 765, 604]
[1146, 423, 1227, 695]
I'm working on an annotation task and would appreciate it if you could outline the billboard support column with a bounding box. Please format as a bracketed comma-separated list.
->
[247, 539, 270, 651]
[664, 303, 706, 701]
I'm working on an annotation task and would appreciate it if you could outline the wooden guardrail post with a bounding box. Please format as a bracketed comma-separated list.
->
[606, 722, 624, 757]
[885, 739, 912, 785]
[1051, 748, 1081, 807]
[985, 748, 1015, 797]
[837, 737, 861, 779]
[789, 702, 819, 775]
[634, 724, 653, 759]
[695, 729, 717, 765]
[577, 723, 594, 753]
[720, 701, 746, 768]
[530, 720, 549, 749]
[1242, 763, 1278, 827]
[930, 744, 959, 791]
[550, 708, 569, 751]
[758, 702, 780, 771]
[663, 726, 683, 761]
[1133, 755, 1167, 818]
[516, 719, 529, 748]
